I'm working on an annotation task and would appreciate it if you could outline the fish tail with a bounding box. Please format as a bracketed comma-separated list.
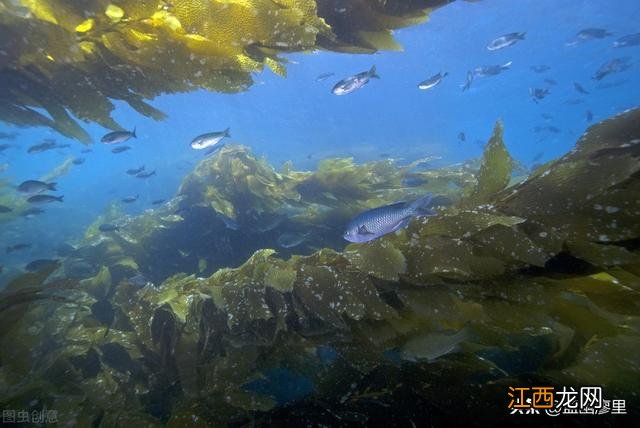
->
[48, 182, 57, 191]
[369, 65, 380, 79]
[56, 195, 64, 202]
[132, 127, 137, 138]
[442, 71, 449, 78]
[224, 127, 231, 137]
[518, 32, 526, 39]
[408, 193, 436, 216]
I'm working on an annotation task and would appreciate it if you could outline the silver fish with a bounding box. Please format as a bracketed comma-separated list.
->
[486, 32, 526, 51]
[344, 194, 436, 243]
[418, 72, 448, 90]
[613, 33, 640, 48]
[191, 128, 230, 150]
[101, 128, 137, 144]
[332, 66, 379, 95]
[473, 61, 512, 77]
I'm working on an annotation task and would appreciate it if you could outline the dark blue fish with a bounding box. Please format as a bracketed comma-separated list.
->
[136, 170, 156, 178]
[614, 33, 640, 48]
[101, 128, 136, 144]
[126, 166, 145, 175]
[566, 28, 613, 46]
[344, 194, 436, 243]
[27, 194, 63, 204]
[99, 223, 119, 232]
[25, 259, 58, 272]
[316, 72, 334, 82]
[573, 82, 589, 94]
[111, 146, 131, 154]
[593, 57, 631, 80]
[332, 66, 379, 95]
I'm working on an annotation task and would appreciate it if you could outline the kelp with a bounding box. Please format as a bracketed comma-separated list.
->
[0, 0, 451, 143]
[1, 111, 640, 423]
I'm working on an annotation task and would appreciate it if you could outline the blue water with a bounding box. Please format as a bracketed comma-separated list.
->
[1, 0, 639, 282]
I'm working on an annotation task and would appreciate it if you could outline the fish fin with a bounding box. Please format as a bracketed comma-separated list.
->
[132, 127, 137, 138]
[368, 65, 380, 79]
[391, 217, 412, 233]
[518, 32, 526, 39]
[442, 71, 449, 78]
[57, 195, 64, 202]
[48, 182, 57, 191]
[224, 127, 231, 138]
[357, 225, 374, 235]
[408, 193, 434, 214]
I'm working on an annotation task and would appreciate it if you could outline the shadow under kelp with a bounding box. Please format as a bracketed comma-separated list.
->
[1, 110, 639, 425]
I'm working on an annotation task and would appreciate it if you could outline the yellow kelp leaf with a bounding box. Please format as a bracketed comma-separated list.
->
[75, 19, 94, 33]
[22, 0, 58, 25]
[105, 4, 125, 22]
[265, 57, 287, 77]
[345, 240, 406, 281]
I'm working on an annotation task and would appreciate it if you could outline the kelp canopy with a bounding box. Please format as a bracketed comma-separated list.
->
[1, 110, 639, 424]
[0, 0, 450, 143]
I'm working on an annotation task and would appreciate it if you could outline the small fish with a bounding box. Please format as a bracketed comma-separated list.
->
[27, 141, 57, 154]
[586, 110, 594, 122]
[277, 232, 310, 249]
[613, 33, 640, 48]
[472, 61, 512, 77]
[0, 132, 18, 140]
[0, 143, 11, 152]
[418, 72, 448, 90]
[530, 87, 550, 103]
[128, 274, 152, 288]
[126, 166, 145, 175]
[101, 128, 137, 145]
[122, 194, 139, 203]
[17, 180, 57, 194]
[458, 132, 466, 142]
[6, 243, 31, 253]
[0, 205, 12, 213]
[27, 194, 64, 204]
[81, 148, 93, 153]
[461, 70, 474, 91]
[99, 223, 119, 232]
[486, 32, 526, 51]
[72, 157, 86, 165]
[136, 170, 156, 178]
[544, 78, 557, 86]
[344, 194, 436, 243]
[566, 28, 613, 46]
[593, 57, 631, 80]
[332, 66, 379, 95]
[151, 199, 165, 205]
[533, 125, 561, 134]
[20, 207, 44, 218]
[56, 144, 71, 149]
[111, 146, 131, 154]
[190, 128, 231, 150]
[316, 72, 334, 82]
[573, 82, 589, 94]
[25, 259, 58, 272]
[530, 65, 550, 73]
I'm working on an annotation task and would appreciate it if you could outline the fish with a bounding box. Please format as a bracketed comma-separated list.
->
[122, 194, 139, 203]
[81, 148, 93, 153]
[6, 243, 31, 253]
[343, 194, 436, 243]
[128, 274, 153, 288]
[27, 141, 58, 154]
[613, 33, 640, 48]
[72, 157, 85, 165]
[136, 170, 156, 178]
[190, 128, 231, 150]
[530, 87, 550, 103]
[573, 82, 589, 94]
[530, 65, 550, 73]
[126, 166, 145, 175]
[111, 146, 131, 154]
[401, 175, 429, 187]
[0, 132, 18, 140]
[98, 223, 119, 232]
[27, 194, 64, 204]
[400, 329, 469, 362]
[151, 199, 166, 205]
[486, 32, 526, 51]
[17, 180, 57, 194]
[592, 57, 631, 80]
[0, 205, 12, 213]
[461, 70, 474, 91]
[543, 78, 557, 86]
[332, 65, 379, 95]
[458, 132, 466, 142]
[0, 143, 11, 152]
[55, 243, 76, 256]
[316, 72, 334, 82]
[472, 61, 512, 77]
[101, 128, 137, 144]
[566, 28, 613, 46]
[277, 232, 310, 248]
[586, 110, 594, 122]
[533, 125, 561, 134]
[25, 259, 58, 272]
[418, 72, 448, 90]
[56, 144, 71, 149]
[20, 207, 44, 218]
